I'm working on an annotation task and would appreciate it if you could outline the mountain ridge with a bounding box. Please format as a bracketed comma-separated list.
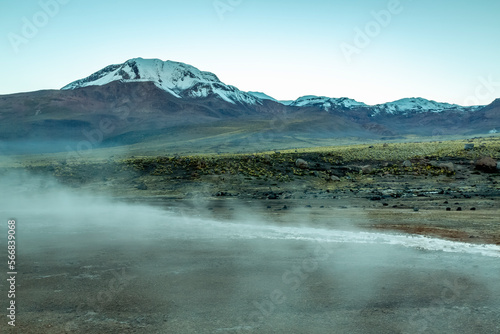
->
[0, 57, 498, 155]
[61, 57, 487, 115]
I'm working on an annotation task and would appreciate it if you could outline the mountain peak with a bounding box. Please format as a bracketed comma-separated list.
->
[290, 95, 367, 110]
[372, 97, 472, 114]
[62, 58, 260, 105]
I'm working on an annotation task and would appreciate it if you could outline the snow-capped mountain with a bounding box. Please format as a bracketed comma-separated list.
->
[289, 95, 368, 110]
[287, 95, 483, 114]
[62, 58, 262, 105]
[372, 97, 482, 114]
[1, 59, 498, 155]
[62, 58, 485, 114]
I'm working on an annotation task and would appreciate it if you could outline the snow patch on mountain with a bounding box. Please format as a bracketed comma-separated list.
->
[372, 97, 476, 114]
[62, 58, 262, 105]
[290, 95, 368, 110]
[289, 95, 484, 114]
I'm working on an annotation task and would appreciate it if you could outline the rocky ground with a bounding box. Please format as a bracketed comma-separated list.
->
[5, 138, 499, 245]
[1, 138, 500, 333]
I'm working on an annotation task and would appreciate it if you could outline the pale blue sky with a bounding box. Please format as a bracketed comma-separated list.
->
[1, 0, 499, 105]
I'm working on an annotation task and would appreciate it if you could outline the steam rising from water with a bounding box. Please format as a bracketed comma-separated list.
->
[1, 170, 499, 333]
[3, 170, 499, 258]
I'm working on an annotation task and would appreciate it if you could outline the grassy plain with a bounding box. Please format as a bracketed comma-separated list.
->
[2, 135, 499, 244]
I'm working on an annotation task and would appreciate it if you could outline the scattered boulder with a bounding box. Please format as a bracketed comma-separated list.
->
[361, 165, 373, 174]
[215, 191, 235, 197]
[330, 175, 341, 182]
[265, 191, 281, 200]
[295, 158, 309, 169]
[464, 143, 474, 151]
[403, 160, 412, 167]
[475, 157, 497, 173]
[439, 162, 455, 172]
[382, 189, 396, 196]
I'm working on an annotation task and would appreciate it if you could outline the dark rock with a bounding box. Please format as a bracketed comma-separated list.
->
[361, 165, 373, 174]
[439, 162, 455, 172]
[215, 191, 233, 197]
[266, 192, 281, 200]
[446, 207, 451, 211]
[475, 157, 497, 173]
[464, 143, 474, 151]
[456, 207, 462, 211]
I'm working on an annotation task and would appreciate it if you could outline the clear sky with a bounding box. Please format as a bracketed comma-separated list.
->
[1, 0, 499, 105]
